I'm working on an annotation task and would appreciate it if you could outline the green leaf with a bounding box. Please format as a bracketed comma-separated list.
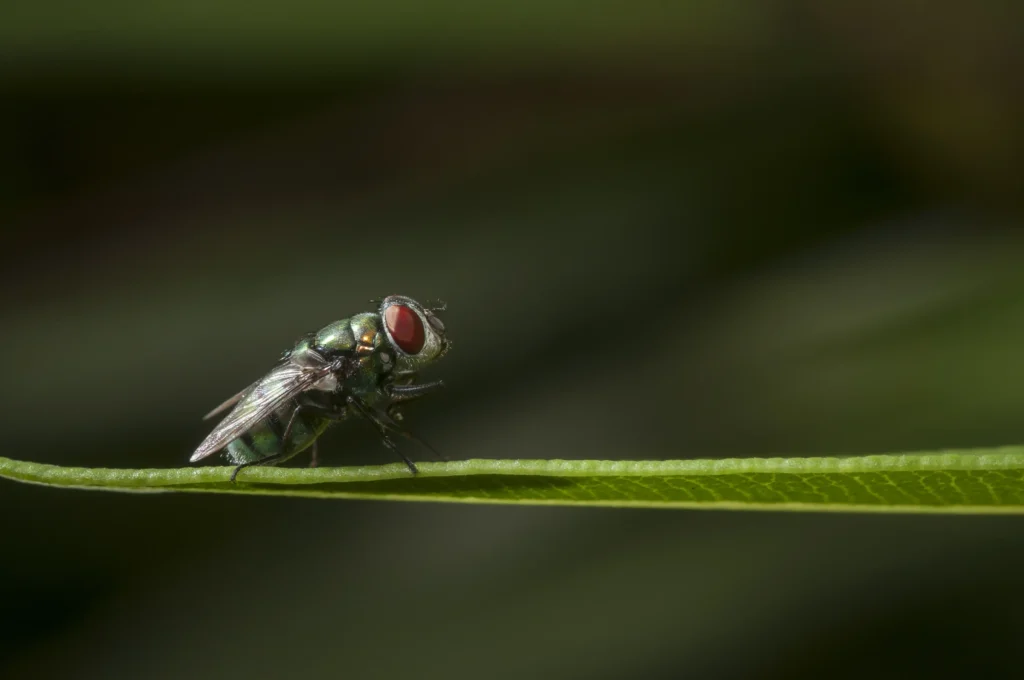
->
[6, 448, 1024, 513]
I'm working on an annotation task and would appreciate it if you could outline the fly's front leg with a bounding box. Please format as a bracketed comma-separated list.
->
[230, 450, 296, 483]
[386, 380, 445, 404]
[385, 380, 446, 428]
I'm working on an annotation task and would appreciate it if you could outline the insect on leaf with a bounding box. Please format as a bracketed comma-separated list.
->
[6, 447, 1024, 514]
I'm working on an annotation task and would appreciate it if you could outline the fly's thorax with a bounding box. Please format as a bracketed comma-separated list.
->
[314, 318, 357, 354]
[313, 313, 384, 356]
[343, 312, 390, 383]
[348, 313, 384, 351]
[308, 312, 390, 394]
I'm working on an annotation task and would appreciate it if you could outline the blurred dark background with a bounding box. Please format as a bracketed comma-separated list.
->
[4, 2, 1024, 678]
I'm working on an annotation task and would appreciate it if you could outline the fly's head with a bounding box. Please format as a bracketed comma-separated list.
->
[378, 295, 450, 372]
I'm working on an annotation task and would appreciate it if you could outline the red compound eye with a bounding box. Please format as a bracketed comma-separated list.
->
[384, 304, 425, 354]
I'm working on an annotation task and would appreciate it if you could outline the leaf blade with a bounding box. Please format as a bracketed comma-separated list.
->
[4, 449, 1024, 513]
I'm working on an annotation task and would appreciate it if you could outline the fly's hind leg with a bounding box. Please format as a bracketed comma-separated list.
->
[283, 401, 349, 470]
[230, 450, 293, 483]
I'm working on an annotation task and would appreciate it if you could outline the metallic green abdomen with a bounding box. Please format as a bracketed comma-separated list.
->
[224, 401, 333, 465]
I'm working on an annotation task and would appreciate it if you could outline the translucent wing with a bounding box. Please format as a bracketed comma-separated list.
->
[202, 382, 258, 421]
[190, 354, 335, 462]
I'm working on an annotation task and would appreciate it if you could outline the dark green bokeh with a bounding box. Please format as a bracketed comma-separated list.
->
[3, 2, 1024, 678]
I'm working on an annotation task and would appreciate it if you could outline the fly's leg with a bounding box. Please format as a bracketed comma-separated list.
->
[383, 380, 448, 461]
[283, 401, 348, 469]
[347, 396, 423, 473]
[346, 396, 418, 473]
[378, 406, 447, 462]
[278, 403, 310, 452]
[349, 395, 448, 466]
[230, 450, 294, 483]
[386, 380, 445, 404]
[381, 435, 418, 474]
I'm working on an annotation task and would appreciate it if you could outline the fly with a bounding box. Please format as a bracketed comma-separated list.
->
[190, 295, 450, 482]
